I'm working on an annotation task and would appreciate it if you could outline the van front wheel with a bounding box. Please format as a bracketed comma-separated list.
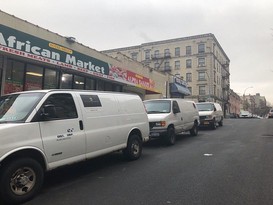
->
[123, 134, 142, 161]
[165, 127, 176, 145]
[211, 119, 217, 130]
[0, 158, 44, 205]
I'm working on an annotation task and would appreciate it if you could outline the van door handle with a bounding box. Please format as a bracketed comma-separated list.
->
[79, 120, 84, 130]
[181, 117, 183, 121]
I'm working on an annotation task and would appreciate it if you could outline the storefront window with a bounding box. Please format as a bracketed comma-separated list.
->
[85, 78, 96, 90]
[44, 68, 59, 89]
[4, 60, 24, 94]
[97, 80, 104, 91]
[104, 82, 113, 91]
[60, 73, 73, 89]
[73, 75, 85, 89]
[114, 85, 122, 92]
[25, 64, 43, 91]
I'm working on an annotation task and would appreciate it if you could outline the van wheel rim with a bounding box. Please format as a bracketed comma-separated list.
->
[132, 141, 140, 155]
[10, 167, 36, 195]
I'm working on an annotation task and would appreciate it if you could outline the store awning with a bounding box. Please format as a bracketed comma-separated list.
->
[170, 83, 191, 95]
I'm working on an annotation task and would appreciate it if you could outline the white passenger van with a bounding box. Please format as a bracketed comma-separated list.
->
[143, 99, 200, 145]
[0, 90, 149, 204]
[196, 102, 224, 129]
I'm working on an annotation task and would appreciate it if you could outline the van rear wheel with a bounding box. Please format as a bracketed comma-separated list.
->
[0, 158, 44, 204]
[190, 123, 198, 136]
[123, 134, 142, 161]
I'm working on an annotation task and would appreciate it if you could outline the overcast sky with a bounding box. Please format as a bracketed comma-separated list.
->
[1, 0, 273, 104]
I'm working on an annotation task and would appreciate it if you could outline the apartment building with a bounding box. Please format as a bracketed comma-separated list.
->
[103, 33, 230, 115]
[244, 93, 267, 116]
[229, 89, 241, 117]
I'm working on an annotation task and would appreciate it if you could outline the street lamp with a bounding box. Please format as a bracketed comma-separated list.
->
[243, 86, 253, 110]
[243, 86, 253, 96]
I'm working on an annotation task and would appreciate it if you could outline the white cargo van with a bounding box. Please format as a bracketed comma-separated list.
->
[143, 99, 200, 145]
[0, 90, 149, 204]
[196, 102, 224, 129]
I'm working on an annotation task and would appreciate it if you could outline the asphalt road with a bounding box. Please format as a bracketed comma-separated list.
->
[23, 118, 273, 205]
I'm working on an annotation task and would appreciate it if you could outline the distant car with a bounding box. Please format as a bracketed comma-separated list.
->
[268, 109, 273, 118]
[239, 110, 252, 118]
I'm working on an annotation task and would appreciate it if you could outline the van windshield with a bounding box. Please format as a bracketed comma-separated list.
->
[0, 92, 45, 123]
[144, 100, 171, 114]
[196, 103, 214, 111]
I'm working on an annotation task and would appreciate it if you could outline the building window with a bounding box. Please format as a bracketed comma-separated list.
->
[164, 61, 171, 71]
[198, 58, 206, 67]
[188, 87, 192, 94]
[145, 50, 150, 60]
[186, 46, 191, 55]
[198, 43, 205, 53]
[154, 62, 160, 70]
[186, 59, 192, 68]
[73, 75, 85, 89]
[214, 71, 216, 83]
[97, 80, 104, 91]
[154, 50, 160, 58]
[174, 61, 180, 70]
[5, 60, 24, 94]
[164, 49, 170, 57]
[86, 78, 96, 90]
[44, 68, 59, 89]
[131, 53, 137, 61]
[175, 47, 180, 57]
[199, 86, 206, 95]
[25, 64, 43, 91]
[198, 72, 206, 81]
[186, 73, 192, 82]
[214, 85, 216, 96]
[61, 73, 73, 89]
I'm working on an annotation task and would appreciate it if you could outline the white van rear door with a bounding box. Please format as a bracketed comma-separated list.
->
[38, 93, 86, 167]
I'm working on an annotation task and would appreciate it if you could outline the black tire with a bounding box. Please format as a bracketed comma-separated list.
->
[190, 123, 198, 136]
[0, 158, 44, 205]
[218, 119, 223, 127]
[211, 119, 217, 130]
[165, 127, 176, 145]
[123, 134, 143, 161]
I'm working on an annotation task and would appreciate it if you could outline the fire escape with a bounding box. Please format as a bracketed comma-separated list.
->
[221, 61, 230, 117]
[151, 52, 172, 72]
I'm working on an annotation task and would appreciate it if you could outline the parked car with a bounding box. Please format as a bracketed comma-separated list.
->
[196, 102, 224, 129]
[239, 110, 252, 118]
[0, 90, 149, 204]
[143, 99, 200, 145]
[268, 109, 273, 118]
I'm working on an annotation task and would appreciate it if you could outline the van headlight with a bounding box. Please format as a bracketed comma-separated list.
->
[205, 115, 213, 120]
[155, 121, 166, 127]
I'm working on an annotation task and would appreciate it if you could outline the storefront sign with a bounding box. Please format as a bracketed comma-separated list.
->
[0, 24, 157, 92]
[173, 76, 188, 87]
